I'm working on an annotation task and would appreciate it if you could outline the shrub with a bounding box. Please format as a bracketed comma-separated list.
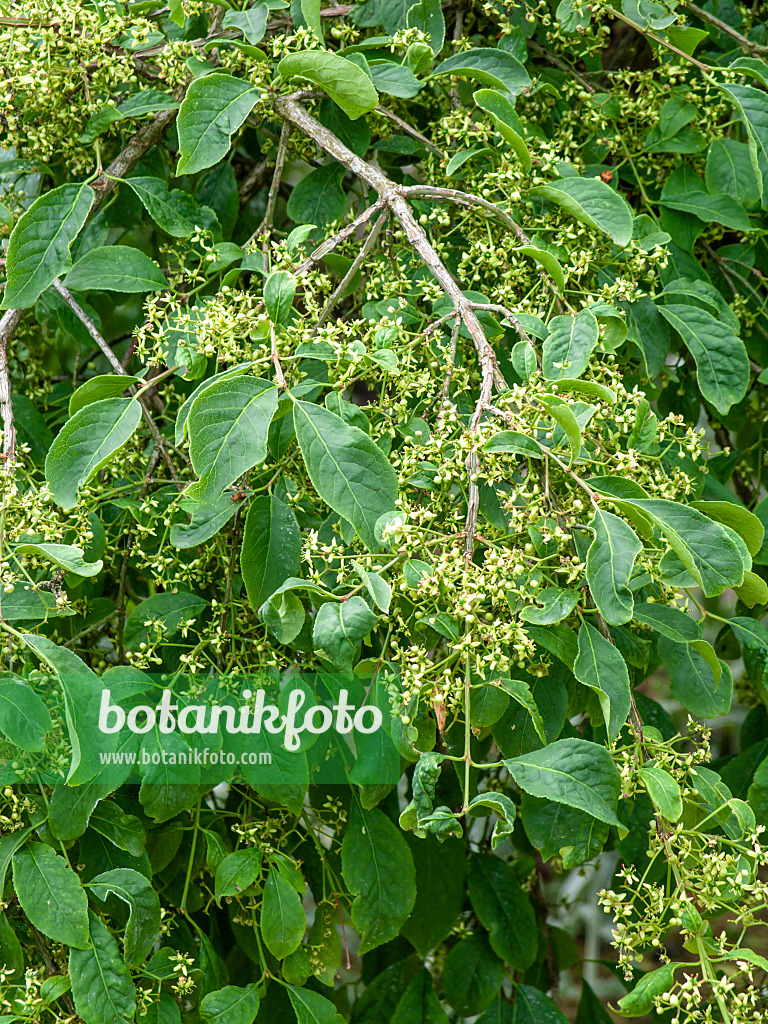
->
[1, 1, 768, 1021]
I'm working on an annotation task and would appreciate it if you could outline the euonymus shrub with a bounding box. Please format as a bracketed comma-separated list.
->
[2, 0, 768, 1020]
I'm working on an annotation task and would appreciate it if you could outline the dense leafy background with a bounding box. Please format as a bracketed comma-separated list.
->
[3, 0, 768, 1021]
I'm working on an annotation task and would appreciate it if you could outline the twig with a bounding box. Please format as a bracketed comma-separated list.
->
[317, 210, 388, 326]
[51, 280, 180, 485]
[604, 4, 712, 72]
[404, 184, 526, 238]
[270, 325, 287, 388]
[90, 107, 178, 214]
[294, 201, 385, 275]
[527, 39, 595, 91]
[441, 315, 462, 402]
[0, 309, 22, 470]
[375, 106, 447, 159]
[681, 2, 768, 55]
[256, 122, 291, 272]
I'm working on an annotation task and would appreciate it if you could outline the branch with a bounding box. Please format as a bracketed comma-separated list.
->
[681, 2, 768, 55]
[90, 107, 178, 214]
[317, 210, 388, 326]
[294, 201, 385, 275]
[604, 4, 712, 72]
[256, 122, 291, 271]
[51, 281, 181, 486]
[239, 156, 271, 206]
[0, 309, 23, 470]
[375, 106, 447, 159]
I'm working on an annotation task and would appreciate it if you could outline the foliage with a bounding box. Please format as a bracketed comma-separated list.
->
[2, 0, 768, 1022]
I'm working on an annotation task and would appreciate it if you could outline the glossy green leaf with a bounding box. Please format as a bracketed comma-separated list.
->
[261, 863, 306, 959]
[341, 804, 416, 954]
[200, 985, 261, 1024]
[467, 854, 537, 970]
[12, 842, 90, 948]
[537, 396, 581, 464]
[45, 397, 142, 510]
[531, 177, 633, 247]
[123, 591, 209, 649]
[632, 602, 700, 642]
[657, 304, 749, 415]
[1, 181, 93, 309]
[89, 868, 161, 966]
[48, 782, 106, 840]
[432, 48, 530, 94]
[278, 52, 378, 119]
[70, 913, 136, 1024]
[264, 269, 296, 325]
[124, 176, 213, 238]
[585, 509, 642, 625]
[186, 377, 278, 501]
[64, 245, 166, 292]
[574, 622, 631, 741]
[504, 738, 624, 828]
[15, 541, 103, 577]
[69, 374, 139, 416]
[639, 766, 682, 821]
[222, 6, 269, 44]
[214, 848, 263, 904]
[177, 73, 260, 175]
[293, 400, 398, 550]
[0, 678, 51, 751]
[442, 931, 504, 1017]
[473, 89, 531, 171]
[313, 596, 378, 670]
[542, 308, 598, 380]
[241, 494, 301, 610]
[287, 986, 345, 1024]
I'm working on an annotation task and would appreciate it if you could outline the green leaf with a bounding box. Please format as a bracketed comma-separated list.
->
[70, 913, 136, 1024]
[521, 794, 609, 868]
[705, 139, 761, 206]
[12, 842, 90, 948]
[177, 73, 260, 175]
[89, 867, 161, 966]
[432, 48, 530, 95]
[88, 801, 146, 856]
[484, 430, 541, 458]
[124, 176, 213, 238]
[48, 782, 106, 840]
[473, 89, 531, 171]
[200, 985, 261, 1024]
[222, 6, 269, 44]
[293, 400, 398, 550]
[537, 396, 581, 464]
[657, 304, 749, 415]
[300, 0, 323, 38]
[352, 561, 392, 612]
[341, 803, 416, 954]
[518, 244, 565, 292]
[689, 500, 764, 557]
[608, 497, 745, 597]
[69, 374, 139, 416]
[15, 542, 103, 578]
[0, 678, 51, 751]
[278, 52, 378, 119]
[124, 592, 209, 649]
[241, 494, 301, 610]
[287, 986, 345, 1024]
[264, 269, 296, 325]
[63, 245, 166, 293]
[369, 61, 423, 98]
[530, 177, 633, 247]
[170, 493, 240, 549]
[633, 602, 700, 643]
[261, 863, 306, 959]
[519, 587, 579, 626]
[442, 931, 504, 1017]
[174, 362, 254, 445]
[391, 968, 449, 1024]
[261, 589, 306, 644]
[616, 963, 679, 1017]
[585, 509, 642, 625]
[1, 181, 94, 309]
[496, 678, 547, 744]
[658, 190, 751, 230]
[659, 636, 731, 717]
[513, 986, 570, 1024]
[186, 377, 278, 501]
[214, 848, 263, 904]
[402, 833, 466, 955]
[287, 164, 347, 226]
[313, 596, 378, 670]
[720, 83, 768, 204]
[45, 397, 142, 510]
[467, 855, 537, 970]
[639, 766, 682, 821]
[504, 738, 624, 829]
[574, 623, 631, 741]
[542, 308, 598, 380]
